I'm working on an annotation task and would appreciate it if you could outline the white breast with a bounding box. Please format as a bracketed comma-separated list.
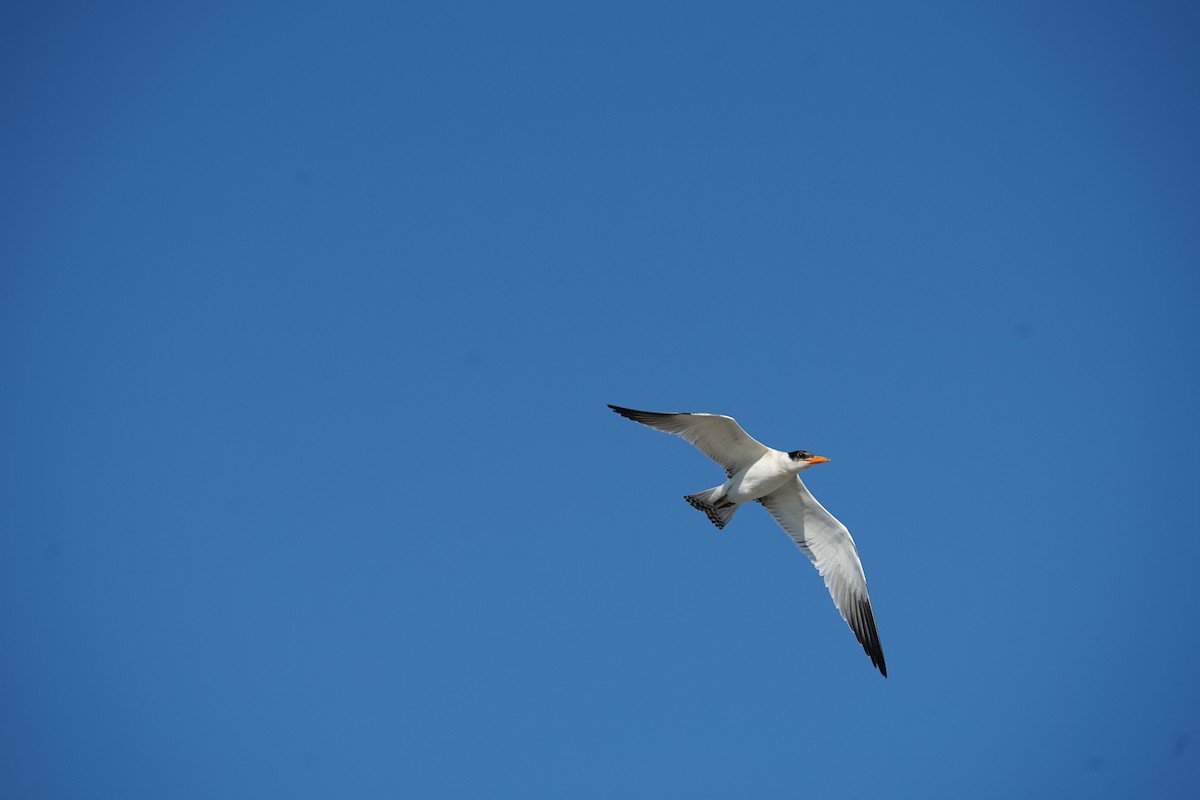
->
[725, 451, 795, 503]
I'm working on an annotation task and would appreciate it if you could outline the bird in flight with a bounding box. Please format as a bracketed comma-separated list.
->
[608, 404, 887, 677]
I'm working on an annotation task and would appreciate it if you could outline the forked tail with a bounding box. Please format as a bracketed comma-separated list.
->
[684, 487, 738, 529]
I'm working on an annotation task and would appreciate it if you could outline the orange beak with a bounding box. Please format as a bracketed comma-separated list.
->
[806, 455, 830, 464]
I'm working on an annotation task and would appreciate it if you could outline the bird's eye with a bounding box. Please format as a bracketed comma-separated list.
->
[789, 450, 812, 461]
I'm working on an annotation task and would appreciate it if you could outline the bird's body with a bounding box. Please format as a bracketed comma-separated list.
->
[608, 404, 888, 677]
[724, 451, 800, 503]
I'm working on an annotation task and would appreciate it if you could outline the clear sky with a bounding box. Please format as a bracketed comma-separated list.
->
[3, 2, 1199, 797]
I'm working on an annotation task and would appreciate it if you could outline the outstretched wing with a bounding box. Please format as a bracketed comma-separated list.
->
[760, 477, 887, 677]
[608, 405, 770, 472]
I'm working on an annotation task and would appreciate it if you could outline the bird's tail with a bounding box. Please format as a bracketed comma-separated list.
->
[684, 487, 738, 530]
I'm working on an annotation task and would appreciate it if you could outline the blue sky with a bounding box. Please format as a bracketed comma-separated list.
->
[3, 2, 1199, 797]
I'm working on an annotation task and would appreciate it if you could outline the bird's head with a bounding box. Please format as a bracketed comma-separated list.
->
[788, 450, 830, 471]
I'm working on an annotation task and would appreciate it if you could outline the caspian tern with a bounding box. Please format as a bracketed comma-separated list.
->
[609, 404, 887, 677]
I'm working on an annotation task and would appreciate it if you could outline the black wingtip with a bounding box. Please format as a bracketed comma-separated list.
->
[853, 598, 887, 678]
[608, 404, 651, 422]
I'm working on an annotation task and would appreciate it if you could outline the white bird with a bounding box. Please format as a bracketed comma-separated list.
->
[608, 405, 887, 677]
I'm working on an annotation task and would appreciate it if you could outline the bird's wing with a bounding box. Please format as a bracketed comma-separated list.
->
[760, 477, 887, 677]
[608, 405, 770, 472]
